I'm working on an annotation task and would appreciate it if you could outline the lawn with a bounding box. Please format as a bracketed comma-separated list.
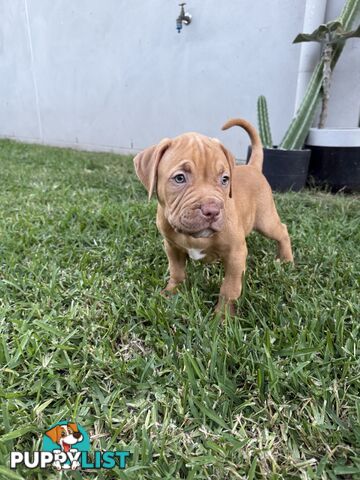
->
[0, 139, 359, 479]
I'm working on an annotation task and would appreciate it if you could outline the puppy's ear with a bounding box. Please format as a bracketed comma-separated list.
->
[68, 422, 78, 433]
[45, 425, 61, 444]
[213, 139, 235, 198]
[133, 139, 172, 201]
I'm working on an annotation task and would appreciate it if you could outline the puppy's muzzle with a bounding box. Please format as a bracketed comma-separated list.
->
[200, 201, 221, 221]
[177, 198, 225, 237]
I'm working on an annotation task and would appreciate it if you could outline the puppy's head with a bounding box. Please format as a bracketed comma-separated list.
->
[134, 133, 235, 238]
[45, 423, 83, 452]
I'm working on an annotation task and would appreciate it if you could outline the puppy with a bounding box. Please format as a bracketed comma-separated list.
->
[134, 118, 293, 314]
[45, 422, 83, 470]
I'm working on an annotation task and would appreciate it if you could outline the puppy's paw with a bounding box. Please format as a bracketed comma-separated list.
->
[161, 279, 184, 297]
[160, 287, 177, 297]
[215, 298, 236, 317]
[276, 253, 294, 263]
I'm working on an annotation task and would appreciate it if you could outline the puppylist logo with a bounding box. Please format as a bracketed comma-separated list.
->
[10, 421, 130, 471]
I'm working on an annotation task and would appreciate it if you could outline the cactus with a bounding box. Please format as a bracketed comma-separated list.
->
[257, 96, 273, 148]
[279, 0, 360, 149]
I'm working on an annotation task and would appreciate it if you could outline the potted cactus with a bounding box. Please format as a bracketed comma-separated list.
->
[247, 0, 360, 192]
[250, 96, 311, 192]
[295, 20, 360, 191]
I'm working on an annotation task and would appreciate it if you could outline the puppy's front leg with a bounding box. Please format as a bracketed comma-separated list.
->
[162, 239, 187, 294]
[216, 242, 248, 315]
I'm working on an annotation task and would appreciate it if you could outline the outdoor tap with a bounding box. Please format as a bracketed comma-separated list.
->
[176, 3, 192, 33]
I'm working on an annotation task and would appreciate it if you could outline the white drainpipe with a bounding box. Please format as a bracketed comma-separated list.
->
[294, 0, 328, 113]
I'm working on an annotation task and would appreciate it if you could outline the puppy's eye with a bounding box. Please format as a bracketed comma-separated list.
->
[174, 174, 186, 184]
[61, 431, 66, 437]
[221, 175, 230, 186]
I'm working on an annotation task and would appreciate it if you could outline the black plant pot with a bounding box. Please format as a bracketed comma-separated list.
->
[305, 146, 360, 192]
[306, 128, 360, 192]
[247, 147, 311, 192]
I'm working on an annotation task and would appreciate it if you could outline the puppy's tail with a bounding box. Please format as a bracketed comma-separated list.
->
[222, 118, 263, 171]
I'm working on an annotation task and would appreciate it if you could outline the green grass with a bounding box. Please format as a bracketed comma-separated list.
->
[0, 139, 359, 479]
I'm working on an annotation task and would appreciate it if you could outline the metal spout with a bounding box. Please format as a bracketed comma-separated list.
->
[176, 3, 192, 33]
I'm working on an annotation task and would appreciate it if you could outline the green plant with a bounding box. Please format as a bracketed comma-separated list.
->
[257, 0, 360, 150]
[257, 96, 273, 148]
[293, 21, 360, 129]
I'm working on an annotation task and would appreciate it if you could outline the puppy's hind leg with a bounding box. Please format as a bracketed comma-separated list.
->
[255, 203, 293, 262]
[162, 239, 187, 294]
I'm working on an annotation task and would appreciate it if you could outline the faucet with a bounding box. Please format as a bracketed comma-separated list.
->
[176, 3, 192, 33]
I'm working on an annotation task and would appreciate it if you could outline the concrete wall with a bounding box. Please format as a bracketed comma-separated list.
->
[0, 1, 359, 158]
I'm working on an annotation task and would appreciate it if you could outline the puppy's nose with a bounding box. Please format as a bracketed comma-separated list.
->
[73, 432, 82, 439]
[200, 202, 221, 219]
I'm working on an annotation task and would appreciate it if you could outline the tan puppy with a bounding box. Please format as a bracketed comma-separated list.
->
[134, 118, 293, 314]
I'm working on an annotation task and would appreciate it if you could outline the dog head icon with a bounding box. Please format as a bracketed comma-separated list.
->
[45, 422, 83, 453]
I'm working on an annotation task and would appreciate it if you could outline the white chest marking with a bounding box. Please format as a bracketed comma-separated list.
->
[187, 248, 206, 260]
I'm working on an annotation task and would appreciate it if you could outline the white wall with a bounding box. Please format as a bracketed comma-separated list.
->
[0, 1, 359, 158]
